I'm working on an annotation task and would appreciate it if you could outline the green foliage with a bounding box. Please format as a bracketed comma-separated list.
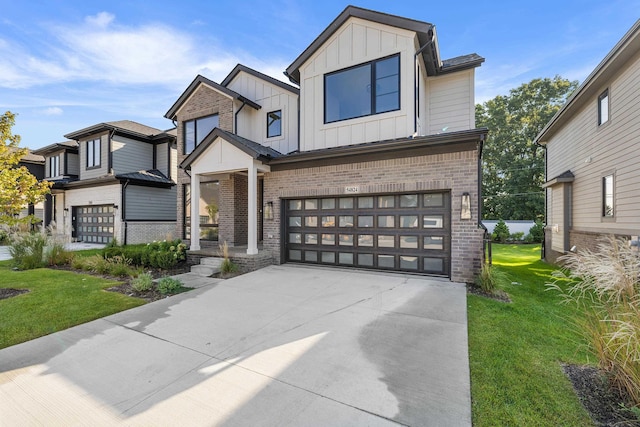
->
[131, 272, 153, 292]
[475, 263, 508, 294]
[509, 231, 525, 242]
[220, 258, 238, 274]
[157, 277, 183, 295]
[477, 76, 578, 221]
[74, 254, 139, 277]
[9, 232, 46, 270]
[529, 220, 544, 243]
[0, 112, 52, 226]
[549, 236, 640, 407]
[101, 239, 187, 269]
[45, 241, 74, 266]
[492, 220, 510, 243]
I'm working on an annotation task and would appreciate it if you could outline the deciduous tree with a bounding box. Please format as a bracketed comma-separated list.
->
[477, 76, 578, 220]
[0, 112, 51, 226]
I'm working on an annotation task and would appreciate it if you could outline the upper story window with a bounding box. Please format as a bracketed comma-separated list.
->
[603, 174, 614, 217]
[86, 138, 101, 168]
[324, 54, 400, 124]
[48, 155, 60, 177]
[184, 114, 219, 154]
[598, 89, 609, 126]
[267, 110, 282, 138]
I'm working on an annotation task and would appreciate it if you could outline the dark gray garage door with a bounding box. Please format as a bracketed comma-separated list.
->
[284, 192, 451, 276]
[73, 205, 115, 244]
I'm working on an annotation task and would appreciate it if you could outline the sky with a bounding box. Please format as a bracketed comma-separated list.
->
[1, 0, 639, 150]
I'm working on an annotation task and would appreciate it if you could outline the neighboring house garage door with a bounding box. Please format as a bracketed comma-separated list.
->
[284, 192, 451, 276]
[73, 205, 115, 244]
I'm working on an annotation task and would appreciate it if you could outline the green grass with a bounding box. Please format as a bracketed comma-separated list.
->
[469, 244, 593, 426]
[0, 260, 145, 349]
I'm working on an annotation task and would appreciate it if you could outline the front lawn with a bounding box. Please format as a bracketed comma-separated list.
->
[0, 260, 144, 349]
[468, 244, 593, 426]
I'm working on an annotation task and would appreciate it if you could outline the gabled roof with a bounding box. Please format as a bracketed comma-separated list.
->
[64, 120, 176, 143]
[20, 150, 45, 164]
[535, 19, 640, 145]
[222, 64, 299, 95]
[284, 5, 483, 84]
[115, 169, 175, 187]
[32, 140, 79, 155]
[164, 75, 262, 120]
[180, 128, 282, 170]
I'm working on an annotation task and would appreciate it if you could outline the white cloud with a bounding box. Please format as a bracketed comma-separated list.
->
[42, 107, 63, 116]
[85, 12, 115, 29]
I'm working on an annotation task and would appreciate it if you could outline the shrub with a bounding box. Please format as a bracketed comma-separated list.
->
[529, 220, 544, 243]
[45, 241, 74, 266]
[9, 232, 47, 270]
[492, 220, 510, 243]
[131, 272, 153, 292]
[475, 263, 508, 294]
[509, 231, 525, 242]
[157, 277, 183, 294]
[548, 236, 640, 407]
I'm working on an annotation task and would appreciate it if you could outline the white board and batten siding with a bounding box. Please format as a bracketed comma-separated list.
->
[125, 186, 177, 221]
[227, 73, 299, 155]
[111, 136, 153, 175]
[299, 17, 416, 151]
[546, 49, 640, 236]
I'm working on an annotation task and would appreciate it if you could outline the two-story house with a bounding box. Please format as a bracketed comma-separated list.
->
[166, 5, 487, 283]
[16, 149, 46, 226]
[33, 121, 177, 244]
[535, 20, 640, 262]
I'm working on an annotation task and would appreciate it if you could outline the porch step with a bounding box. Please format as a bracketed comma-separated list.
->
[190, 257, 224, 277]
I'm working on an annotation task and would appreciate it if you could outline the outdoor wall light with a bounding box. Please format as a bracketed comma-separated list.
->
[264, 201, 274, 220]
[461, 192, 471, 220]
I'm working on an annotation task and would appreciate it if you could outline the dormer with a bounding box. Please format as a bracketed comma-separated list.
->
[285, 5, 484, 152]
[32, 141, 79, 182]
[221, 64, 300, 154]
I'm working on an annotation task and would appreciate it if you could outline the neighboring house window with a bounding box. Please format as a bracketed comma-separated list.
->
[603, 174, 614, 217]
[86, 138, 101, 168]
[48, 155, 59, 177]
[184, 114, 219, 154]
[598, 89, 609, 125]
[324, 54, 400, 123]
[267, 110, 282, 138]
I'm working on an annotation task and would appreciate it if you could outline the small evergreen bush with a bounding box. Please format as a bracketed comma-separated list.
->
[509, 231, 525, 242]
[529, 220, 544, 243]
[492, 220, 510, 243]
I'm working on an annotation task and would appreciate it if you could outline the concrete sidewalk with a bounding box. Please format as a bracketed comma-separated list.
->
[0, 265, 471, 426]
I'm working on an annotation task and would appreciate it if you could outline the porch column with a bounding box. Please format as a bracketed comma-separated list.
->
[190, 173, 201, 251]
[247, 160, 258, 255]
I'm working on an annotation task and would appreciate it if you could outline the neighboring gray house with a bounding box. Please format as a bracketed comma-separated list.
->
[34, 121, 178, 244]
[16, 149, 46, 225]
[535, 20, 640, 262]
[167, 5, 487, 283]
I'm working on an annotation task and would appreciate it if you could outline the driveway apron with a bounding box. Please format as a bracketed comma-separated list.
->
[0, 265, 471, 426]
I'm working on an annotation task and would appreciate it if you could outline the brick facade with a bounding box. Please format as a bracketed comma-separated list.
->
[262, 149, 484, 283]
[175, 85, 234, 239]
[126, 222, 177, 244]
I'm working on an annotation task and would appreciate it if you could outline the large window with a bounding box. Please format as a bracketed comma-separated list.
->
[267, 110, 282, 138]
[324, 54, 400, 123]
[86, 138, 101, 168]
[48, 155, 59, 177]
[598, 89, 609, 126]
[184, 114, 219, 154]
[603, 174, 614, 217]
[184, 181, 220, 240]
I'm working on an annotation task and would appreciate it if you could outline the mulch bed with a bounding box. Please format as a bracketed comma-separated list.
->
[466, 283, 512, 302]
[563, 364, 639, 426]
[0, 288, 29, 300]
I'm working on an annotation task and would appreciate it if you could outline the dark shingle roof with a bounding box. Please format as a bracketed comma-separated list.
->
[441, 54, 485, 73]
[64, 121, 176, 142]
[32, 140, 79, 155]
[221, 64, 299, 95]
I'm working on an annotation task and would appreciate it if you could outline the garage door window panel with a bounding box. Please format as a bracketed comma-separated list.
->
[322, 234, 335, 245]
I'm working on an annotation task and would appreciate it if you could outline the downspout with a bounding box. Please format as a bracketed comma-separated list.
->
[234, 101, 247, 135]
[413, 28, 435, 134]
[108, 129, 115, 174]
[121, 179, 129, 245]
[478, 134, 491, 264]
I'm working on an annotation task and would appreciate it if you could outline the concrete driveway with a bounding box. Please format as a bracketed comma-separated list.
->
[0, 265, 471, 426]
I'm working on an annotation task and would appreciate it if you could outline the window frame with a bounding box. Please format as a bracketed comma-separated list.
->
[86, 138, 101, 169]
[48, 155, 60, 177]
[183, 113, 219, 155]
[602, 174, 615, 218]
[598, 89, 609, 126]
[266, 109, 282, 138]
[323, 53, 401, 124]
